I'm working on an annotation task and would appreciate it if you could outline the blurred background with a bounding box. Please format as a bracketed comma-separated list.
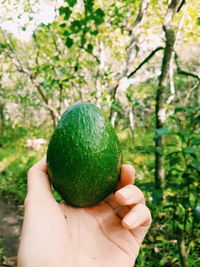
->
[0, 0, 199, 266]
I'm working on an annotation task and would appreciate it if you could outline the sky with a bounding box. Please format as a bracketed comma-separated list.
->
[0, 0, 56, 41]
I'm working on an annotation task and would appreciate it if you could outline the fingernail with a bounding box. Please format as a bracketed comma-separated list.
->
[123, 213, 137, 228]
[117, 187, 133, 200]
[117, 191, 127, 200]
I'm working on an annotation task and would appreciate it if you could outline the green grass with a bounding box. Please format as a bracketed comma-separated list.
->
[0, 125, 49, 204]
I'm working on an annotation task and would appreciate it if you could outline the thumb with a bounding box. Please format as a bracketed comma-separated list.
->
[27, 155, 52, 198]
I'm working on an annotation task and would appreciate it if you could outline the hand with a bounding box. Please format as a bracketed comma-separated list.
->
[17, 156, 152, 267]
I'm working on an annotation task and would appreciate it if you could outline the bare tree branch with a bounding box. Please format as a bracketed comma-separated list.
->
[1, 31, 30, 75]
[128, 46, 164, 78]
[184, 81, 200, 106]
[78, 45, 100, 64]
[1, 30, 59, 126]
[43, 103, 60, 120]
[29, 74, 58, 126]
[109, 0, 149, 117]
[122, 0, 149, 77]
[174, 53, 200, 81]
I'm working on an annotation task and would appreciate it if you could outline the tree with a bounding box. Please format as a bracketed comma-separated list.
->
[155, 0, 186, 189]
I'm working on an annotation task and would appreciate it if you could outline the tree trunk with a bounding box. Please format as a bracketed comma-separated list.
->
[155, 29, 175, 189]
[111, 111, 118, 127]
[109, 0, 149, 120]
[155, 0, 185, 189]
[30, 74, 59, 127]
[177, 229, 190, 267]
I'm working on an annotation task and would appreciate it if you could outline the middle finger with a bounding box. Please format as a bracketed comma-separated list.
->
[115, 184, 145, 207]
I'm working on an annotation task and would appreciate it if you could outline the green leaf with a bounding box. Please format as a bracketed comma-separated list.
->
[59, 7, 72, 20]
[70, 20, 81, 33]
[168, 167, 182, 173]
[169, 115, 181, 122]
[59, 6, 66, 15]
[0, 43, 8, 49]
[191, 137, 200, 146]
[189, 160, 200, 171]
[182, 147, 200, 154]
[95, 8, 105, 17]
[65, 37, 73, 48]
[81, 36, 86, 46]
[92, 8, 105, 25]
[91, 29, 99, 35]
[94, 17, 104, 26]
[174, 106, 187, 113]
[166, 151, 181, 157]
[84, 0, 94, 13]
[87, 44, 93, 53]
[63, 30, 70, 36]
[175, 106, 200, 113]
[84, 26, 90, 33]
[60, 23, 66, 28]
[174, 131, 190, 143]
[197, 17, 200, 26]
[168, 156, 182, 166]
[64, 9, 72, 20]
[91, 91, 96, 97]
[153, 128, 172, 140]
[65, 0, 77, 7]
[53, 55, 59, 61]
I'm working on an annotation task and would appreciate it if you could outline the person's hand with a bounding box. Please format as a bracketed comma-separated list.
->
[17, 156, 152, 267]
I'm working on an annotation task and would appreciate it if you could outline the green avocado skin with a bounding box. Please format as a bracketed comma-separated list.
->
[47, 102, 122, 207]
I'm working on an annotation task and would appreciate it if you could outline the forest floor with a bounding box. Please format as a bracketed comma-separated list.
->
[0, 197, 23, 267]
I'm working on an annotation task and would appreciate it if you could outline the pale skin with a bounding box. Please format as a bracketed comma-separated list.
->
[17, 157, 152, 267]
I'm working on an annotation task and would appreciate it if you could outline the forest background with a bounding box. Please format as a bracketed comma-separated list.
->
[0, 0, 200, 266]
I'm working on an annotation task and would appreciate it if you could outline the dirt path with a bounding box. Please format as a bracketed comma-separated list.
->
[0, 198, 23, 267]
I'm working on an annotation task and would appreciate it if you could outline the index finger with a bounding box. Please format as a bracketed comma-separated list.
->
[105, 164, 135, 209]
[27, 155, 52, 197]
[30, 155, 48, 173]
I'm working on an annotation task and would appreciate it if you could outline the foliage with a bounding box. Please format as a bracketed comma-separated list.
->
[134, 104, 200, 266]
[0, 126, 47, 203]
[0, 0, 200, 266]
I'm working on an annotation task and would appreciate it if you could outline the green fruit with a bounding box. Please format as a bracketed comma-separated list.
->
[47, 102, 122, 207]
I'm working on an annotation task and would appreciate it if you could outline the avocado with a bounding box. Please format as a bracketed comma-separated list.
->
[47, 102, 122, 207]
